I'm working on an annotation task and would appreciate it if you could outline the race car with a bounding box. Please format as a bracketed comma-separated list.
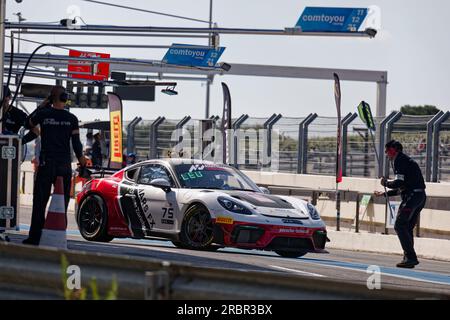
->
[75, 159, 328, 258]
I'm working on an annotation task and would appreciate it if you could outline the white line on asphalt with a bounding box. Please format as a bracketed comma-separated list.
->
[269, 265, 326, 278]
[291, 259, 450, 287]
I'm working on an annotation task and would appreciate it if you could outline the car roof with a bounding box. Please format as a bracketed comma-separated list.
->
[130, 158, 225, 167]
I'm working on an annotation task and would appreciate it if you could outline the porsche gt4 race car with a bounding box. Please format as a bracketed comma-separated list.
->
[75, 159, 328, 258]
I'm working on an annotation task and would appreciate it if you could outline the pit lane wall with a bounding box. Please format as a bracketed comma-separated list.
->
[242, 170, 450, 237]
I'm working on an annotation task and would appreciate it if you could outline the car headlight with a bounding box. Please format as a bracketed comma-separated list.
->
[307, 203, 321, 220]
[217, 197, 252, 215]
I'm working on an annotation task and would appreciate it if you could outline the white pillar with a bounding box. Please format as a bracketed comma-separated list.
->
[376, 81, 387, 118]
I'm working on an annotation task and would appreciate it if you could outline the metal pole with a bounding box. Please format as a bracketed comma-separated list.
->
[21, 30, 210, 38]
[205, 76, 211, 118]
[205, 0, 213, 119]
[368, 128, 393, 222]
[355, 194, 360, 233]
[376, 79, 388, 117]
[425, 111, 444, 182]
[4, 22, 376, 38]
[0, 0, 6, 133]
[336, 185, 340, 231]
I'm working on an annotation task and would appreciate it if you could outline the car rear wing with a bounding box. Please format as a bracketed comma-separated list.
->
[77, 166, 121, 180]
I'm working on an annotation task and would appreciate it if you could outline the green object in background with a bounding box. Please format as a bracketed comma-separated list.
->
[357, 101, 376, 131]
[359, 194, 372, 218]
[360, 194, 372, 207]
[181, 171, 203, 181]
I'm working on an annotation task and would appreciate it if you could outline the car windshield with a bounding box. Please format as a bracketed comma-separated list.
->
[174, 163, 260, 192]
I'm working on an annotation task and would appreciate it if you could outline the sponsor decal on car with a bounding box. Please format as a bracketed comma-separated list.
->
[161, 207, 174, 225]
[216, 216, 234, 225]
[180, 171, 203, 181]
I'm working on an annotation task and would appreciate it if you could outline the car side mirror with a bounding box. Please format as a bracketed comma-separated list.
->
[150, 178, 172, 193]
[259, 186, 270, 194]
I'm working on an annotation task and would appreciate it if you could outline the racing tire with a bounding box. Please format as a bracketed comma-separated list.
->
[275, 250, 308, 258]
[179, 204, 214, 250]
[171, 240, 187, 249]
[172, 241, 220, 251]
[77, 194, 114, 243]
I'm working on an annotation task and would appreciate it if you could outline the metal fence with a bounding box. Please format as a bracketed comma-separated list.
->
[122, 111, 450, 183]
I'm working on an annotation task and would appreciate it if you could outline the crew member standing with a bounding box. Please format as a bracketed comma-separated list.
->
[375, 140, 426, 268]
[91, 132, 103, 166]
[1, 85, 27, 135]
[22, 85, 87, 245]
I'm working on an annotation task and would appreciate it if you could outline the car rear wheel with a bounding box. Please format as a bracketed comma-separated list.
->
[179, 204, 214, 250]
[275, 250, 308, 258]
[78, 194, 114, 242]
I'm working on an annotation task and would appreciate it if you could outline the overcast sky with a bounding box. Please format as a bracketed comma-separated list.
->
[4, 0, 450, 121]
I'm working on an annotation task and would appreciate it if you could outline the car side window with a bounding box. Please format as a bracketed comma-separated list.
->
[125, 167, 139, 181]
[138, 164, 175, 186]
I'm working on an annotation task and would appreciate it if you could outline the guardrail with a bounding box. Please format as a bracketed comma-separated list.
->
[1, 242, 449, 300]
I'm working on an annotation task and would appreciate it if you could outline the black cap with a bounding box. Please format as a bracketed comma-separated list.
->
[2, 85, 12, 98]
[385, 140, 403, 152]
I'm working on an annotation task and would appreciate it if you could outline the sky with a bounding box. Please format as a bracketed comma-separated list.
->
[4, 0, 450, 122]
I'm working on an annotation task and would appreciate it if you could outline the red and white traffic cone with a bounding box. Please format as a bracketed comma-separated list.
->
[40, 176, 67, 249]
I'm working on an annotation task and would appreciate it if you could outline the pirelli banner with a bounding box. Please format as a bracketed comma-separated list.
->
[108, 92, 123, 169]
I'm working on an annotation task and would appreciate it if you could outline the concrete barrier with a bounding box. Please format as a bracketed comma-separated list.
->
[243, 170, 450, 236]
[1, 242, 449, 300]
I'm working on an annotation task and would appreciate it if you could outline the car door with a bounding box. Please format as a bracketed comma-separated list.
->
[136, 164, 179, 233]
[118, 166, 150, 238]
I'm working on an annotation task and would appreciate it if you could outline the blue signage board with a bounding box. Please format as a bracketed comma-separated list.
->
[163, 44, 225, 67]
[296, 7, 368, 32]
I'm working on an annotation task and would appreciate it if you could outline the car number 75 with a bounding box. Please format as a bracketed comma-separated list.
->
[162, 207, 174, 219]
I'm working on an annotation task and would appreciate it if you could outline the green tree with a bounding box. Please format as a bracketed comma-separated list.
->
[400, 105, 440, 115]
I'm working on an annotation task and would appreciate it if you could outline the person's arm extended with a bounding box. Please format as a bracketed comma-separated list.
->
[22, 127, 40, 145]
[386, 189, 400, 197]
[383, 173, 405, 190]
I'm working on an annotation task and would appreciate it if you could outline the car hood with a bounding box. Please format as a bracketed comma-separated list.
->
[223, 191, 309, 219]
[222, 191, 294, 209]
[178, 189, 311, 219]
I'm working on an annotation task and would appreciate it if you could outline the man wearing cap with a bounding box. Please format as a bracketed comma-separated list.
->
[127, 153, 137, 165]
[374, 140, 427, 268]
[22, 85, 87, 245]
[1, 85, 27, 135]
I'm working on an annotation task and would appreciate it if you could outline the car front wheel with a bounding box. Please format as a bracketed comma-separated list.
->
[179, 204, 214, 250]
[275, 250, 308, 258]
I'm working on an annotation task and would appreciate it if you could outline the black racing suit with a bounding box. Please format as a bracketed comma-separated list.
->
[26, 107, 83, 243]
[384, 152, 426, 261]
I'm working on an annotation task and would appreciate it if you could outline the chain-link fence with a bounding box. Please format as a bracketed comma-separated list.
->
[111, 111, 450, 183]
[237, 117, 267, 171]
[272, 117, 304, 173]
[134, 120, 155, 160]
[437, 120, 450, 182]
[345, 117, 383, 178]
[390, 115, 432, 176]
[156, 119, 178, 158]
[306, 116, 338, 176]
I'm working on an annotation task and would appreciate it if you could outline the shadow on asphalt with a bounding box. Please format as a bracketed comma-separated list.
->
[7, 233, 279, 273]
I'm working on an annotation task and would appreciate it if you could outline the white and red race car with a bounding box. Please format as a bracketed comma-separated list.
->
[76, 159, 328, 258]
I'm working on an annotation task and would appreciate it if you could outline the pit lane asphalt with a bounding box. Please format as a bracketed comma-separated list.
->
[11, 206, 450, 296]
